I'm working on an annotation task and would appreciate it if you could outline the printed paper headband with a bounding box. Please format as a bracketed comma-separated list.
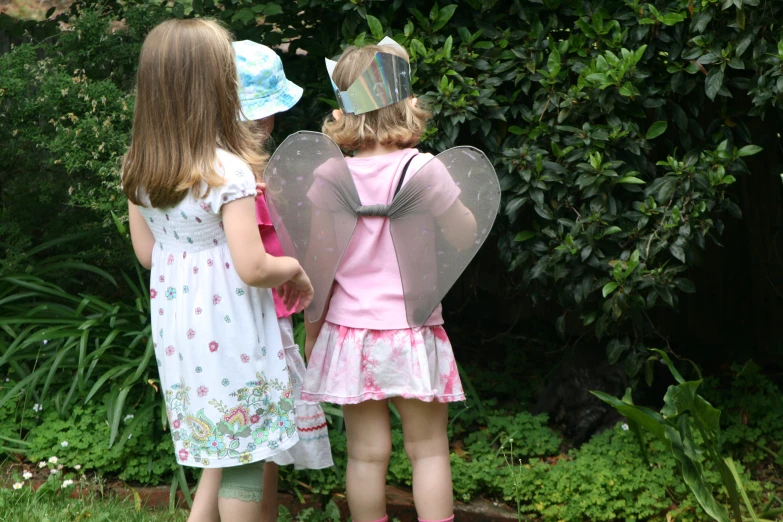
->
[325, 36, 412, 115]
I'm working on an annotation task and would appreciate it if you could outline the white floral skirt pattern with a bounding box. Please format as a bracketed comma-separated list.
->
[267, 318, 333, 470]
[301, 322, 465, 405]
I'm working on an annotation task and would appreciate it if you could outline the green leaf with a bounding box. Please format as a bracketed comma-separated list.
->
[724, 458, 761, 522]
[262, 3, 283, 16]
[670, 244, 686, 263]
[443, 35, 453, 59]
[366, 15, 383, 41]
[604, 226, 622, 235]
[508, 125, 524, 135]
[616, 176, 645, 184]
[660, 12, 685, 25]
[591, 391, 667, 440]
[646, 121, 668, 139]
[737, 144, 762, 157]
[433, 4, 457, 31]
[514, 230, 535, 242]
[649, 349, 686, 384]
[547, 48, 561, 77]
[705, 68, 725, 101]
[602, 282, 619, 297]
[534, 204, 554, 220]
[473, 41, 494, 49]
[665, 422, 731, 522]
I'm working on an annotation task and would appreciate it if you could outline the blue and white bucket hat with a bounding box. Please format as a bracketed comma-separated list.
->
[232, 40, 303, 121]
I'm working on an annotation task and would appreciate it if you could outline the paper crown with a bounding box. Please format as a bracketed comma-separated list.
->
[325, 36, 412, 115]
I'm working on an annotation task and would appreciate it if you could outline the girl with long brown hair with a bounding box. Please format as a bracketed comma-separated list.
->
[123, 19, 313, 522]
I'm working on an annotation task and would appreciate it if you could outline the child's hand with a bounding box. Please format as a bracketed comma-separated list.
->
[276, 268, 313, 312]
[255, 182, 267, 199]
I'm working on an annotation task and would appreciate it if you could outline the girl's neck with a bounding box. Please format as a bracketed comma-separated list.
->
[353, 142, 403, 158]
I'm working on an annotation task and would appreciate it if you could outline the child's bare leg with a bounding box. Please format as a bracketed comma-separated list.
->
[392, 398, 453, 520]
[343, 400, 392, 522]
[188, 468, 221, 522]
[261, 462, 279, 522]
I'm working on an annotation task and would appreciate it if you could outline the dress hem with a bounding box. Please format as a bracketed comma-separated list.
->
[175, 432, 300, 469]
[300, 391, 466, 405]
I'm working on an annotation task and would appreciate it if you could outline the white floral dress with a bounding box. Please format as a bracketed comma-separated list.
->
[137, 149, 297, 469]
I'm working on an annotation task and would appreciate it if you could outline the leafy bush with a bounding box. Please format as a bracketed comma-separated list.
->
[4, 0, 780, 376]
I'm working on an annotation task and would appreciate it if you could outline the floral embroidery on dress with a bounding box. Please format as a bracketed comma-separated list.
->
[196, 307, 202, 315]
[236, 288, 245, 296]
[209, 341, 218, 353]
[150, 289, 157, 299]
[166, 287, 176, 300]
[187, 329, 196, 340]
[164, 373, 294, 466]
[166, 346, 175, 356]
[241, 354, 250, 363]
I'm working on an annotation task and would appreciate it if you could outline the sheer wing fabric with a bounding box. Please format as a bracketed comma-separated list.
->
[264, 131, 501, 327]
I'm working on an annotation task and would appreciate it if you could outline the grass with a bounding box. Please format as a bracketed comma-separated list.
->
[0, 486, 189, 522]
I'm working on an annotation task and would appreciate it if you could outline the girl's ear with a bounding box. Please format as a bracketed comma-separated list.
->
[410, 97, 418, 108]
[332, 109, 343, 121]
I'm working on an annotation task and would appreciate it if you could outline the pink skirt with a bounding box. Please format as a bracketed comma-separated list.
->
[300, 322, 465, 405]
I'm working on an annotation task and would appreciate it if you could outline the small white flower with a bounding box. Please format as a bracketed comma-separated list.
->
[74, 465, 81, 471]
[61, 441, 68, 447]
[33, 403, 42, 412]
[38, 461, 46, 468]
[57, 464, 63, 470]
[42, 340, 48, 345]
[22, 471, 32, 480]
[48, 456, 58, 464]
[4, 377, 9, 382]
[123, 414, 134, 422]
[50, 469, 58, 475]
[62, 479, 74, 487]
[621, 423, 629, 431]
[12, 482, 23, 490]
[127, 433, 133, 440]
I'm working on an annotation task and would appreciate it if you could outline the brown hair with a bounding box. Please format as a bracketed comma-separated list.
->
[122, 18, 267, 208]
[322, 44, 430, 152]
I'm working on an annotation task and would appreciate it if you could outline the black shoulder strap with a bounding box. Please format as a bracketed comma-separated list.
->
[394, 154, 418, 198]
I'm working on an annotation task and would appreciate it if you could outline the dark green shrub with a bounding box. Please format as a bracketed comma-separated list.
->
[4, 0, 781, 375]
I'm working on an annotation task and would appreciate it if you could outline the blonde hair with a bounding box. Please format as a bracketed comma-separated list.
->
[122, 18, 267, 208]
[322, 44, 430, 152]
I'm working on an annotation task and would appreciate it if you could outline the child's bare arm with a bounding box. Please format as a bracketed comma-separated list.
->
[223, 196, 305, 288]
[436, 199, 478, 251]
[128, 202, 155, 270]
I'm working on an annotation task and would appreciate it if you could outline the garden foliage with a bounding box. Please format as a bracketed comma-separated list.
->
[2, 0, 781, 375]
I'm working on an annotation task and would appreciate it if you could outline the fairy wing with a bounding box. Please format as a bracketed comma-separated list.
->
[264, 131, 360, 322]
[387, 147, 501, 327]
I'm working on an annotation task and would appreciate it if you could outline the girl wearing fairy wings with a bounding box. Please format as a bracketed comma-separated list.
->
[263, 39, 501, 522]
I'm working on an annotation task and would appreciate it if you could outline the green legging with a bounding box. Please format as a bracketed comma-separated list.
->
[218, 462, 264, 502]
